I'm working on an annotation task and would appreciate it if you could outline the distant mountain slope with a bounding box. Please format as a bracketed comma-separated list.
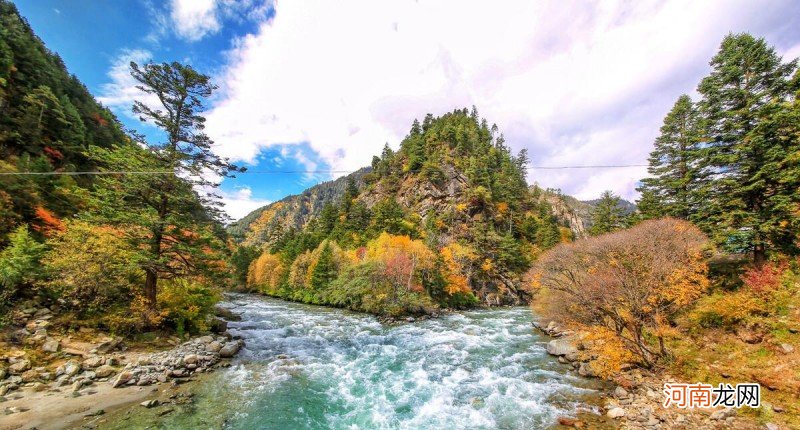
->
[228, 168, 371, 245]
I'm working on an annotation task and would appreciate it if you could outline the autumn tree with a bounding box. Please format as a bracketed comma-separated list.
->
[529, 218, 710, 371]
[91, 61, 240, 314]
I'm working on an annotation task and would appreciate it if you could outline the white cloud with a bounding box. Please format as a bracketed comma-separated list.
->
[97, 49, 157, 116]
[202, 0, 800, 201]
[219, 187, 272, 220]
[170, 0, 221, 42]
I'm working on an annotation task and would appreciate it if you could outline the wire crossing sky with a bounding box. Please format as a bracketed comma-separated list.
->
[13, 0, 800, 219]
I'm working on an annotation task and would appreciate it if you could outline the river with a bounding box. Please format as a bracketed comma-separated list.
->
[105, 294, 606, 429]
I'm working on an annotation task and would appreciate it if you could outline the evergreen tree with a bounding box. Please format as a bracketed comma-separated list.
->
[637, 95, 700, 219]
[696, 33, 797, 263]
[589, 191, 627, 236]
[91, 61, 240, 312]
[310, 242, 336, 290]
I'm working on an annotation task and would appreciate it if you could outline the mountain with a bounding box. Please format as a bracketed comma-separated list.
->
[238, 109, 578, 313]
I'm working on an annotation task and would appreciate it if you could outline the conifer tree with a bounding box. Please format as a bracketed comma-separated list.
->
[696, 33, 797, 263]
[637, 95, 700, 219]
[589, 191, 627, 236]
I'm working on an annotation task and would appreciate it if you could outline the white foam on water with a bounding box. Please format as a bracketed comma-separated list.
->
[199, 295, 603, 429]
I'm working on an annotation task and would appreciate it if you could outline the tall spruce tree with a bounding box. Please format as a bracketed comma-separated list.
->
[696, 33, 797, 263]
[637, 95, 700, 219]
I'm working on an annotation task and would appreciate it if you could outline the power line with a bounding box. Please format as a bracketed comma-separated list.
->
[0, 164, 649, 176]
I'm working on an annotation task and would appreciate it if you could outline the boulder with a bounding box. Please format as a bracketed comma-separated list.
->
[95, 365, 116, 378]
[21, 369, 38, 383]
[183, 354, 198, 365]
[140, 399, 159, 408]
[95, 337, 123, 354]
[219, 341, 242, 358]
[614, 386, 629, 399]
[63, 360, 81, 377]
[209, 317, 228, 334]
[546, 338, 577, 357]
[206, 341, 223, 353]
[214, 306, 241, 321]
[577, 362, 594, 377]
[196, 335, 215, 344]
[710, 408, 735, 421]
[82, 356, 104, 369]
[42, 337, 60, 353]
[607, 407, 626, 419]
[8, 360, 30, 375]
[112, 371, 135, 388]
[779, 343, 794, 354]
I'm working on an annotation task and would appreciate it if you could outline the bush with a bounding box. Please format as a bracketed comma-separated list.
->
[690, 261, 797, 328]
[157, 278, 221, 337]
[529, 218, 710, 371]
[43, 220, 143, 315]
[0, 225, 46, 317]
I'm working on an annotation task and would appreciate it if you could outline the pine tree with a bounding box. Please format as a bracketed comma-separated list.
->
[91, 61, 240, 311]
[310, 242, 336, 290]
[637, 95, 700, 219]
[696, 33, 797, 263]
[589, 191, 627, 236]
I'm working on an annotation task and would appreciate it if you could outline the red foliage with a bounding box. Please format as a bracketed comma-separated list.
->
[32, 206, 65, 235]
[741, 262, 787, 296]
[42, 146, 64, 162]
[91, 111, 109, 127]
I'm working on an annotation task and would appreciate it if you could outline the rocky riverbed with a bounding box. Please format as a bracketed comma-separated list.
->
[0, 305, 245, 429]
[534, 320, 766, 430]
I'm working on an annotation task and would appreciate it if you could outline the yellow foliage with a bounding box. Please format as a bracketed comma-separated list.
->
[247, 252, 286, 295]
[481, 258, 494, 272]
[580, 326, 638, 378]
[440, 243, 477, 295]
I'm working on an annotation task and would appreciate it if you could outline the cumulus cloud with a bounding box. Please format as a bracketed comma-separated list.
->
[169, 0, 221, 42]
[202, 0, 800, 200]
[97, 49, 155, 115]
[218, 186, 272, 220]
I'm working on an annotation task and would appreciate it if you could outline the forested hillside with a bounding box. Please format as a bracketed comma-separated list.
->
[0, 0, 127, 239]
[0, 0, 235, 336]
[241, 109, 569, 314]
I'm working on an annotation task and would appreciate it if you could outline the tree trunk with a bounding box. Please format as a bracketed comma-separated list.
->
[144, 269, 158, 310]
[753, 244, 766, 266]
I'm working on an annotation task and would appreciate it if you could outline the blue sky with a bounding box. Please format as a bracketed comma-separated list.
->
[11, 0, 800, 219]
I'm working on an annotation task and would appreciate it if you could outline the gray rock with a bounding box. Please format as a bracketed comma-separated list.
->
[779, 343, 794, 354]
[95, 337, 123, 354]
[196, 335, 215, 344]
[0, 368, 6, 380]
[607, 407, 626, 419]
[63, 360, 81, 377]
[8, 360, 30, 375]
[546, 338, 577, 357]
[206, 341, 223, 353]
[183, 354, 198, 365]
[140, 399, 159, 408]
[112, 371, 135, 388]
[614, 386, 629, 398]
[219, 341, 242, 358]
[95, 365, 115, 378]
[42, 337, 60, 353]
[82, 356, 104, 369]
[766, 423, 779, 430]
[577, 362, 594, 377]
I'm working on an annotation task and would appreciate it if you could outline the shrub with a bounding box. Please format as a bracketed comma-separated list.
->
[43, 220, 143, 315]
[690, 261, 797, 327]
[0, 225, 46, 316]
[157, 278, 220, 337]
[529, 218, 710, 370]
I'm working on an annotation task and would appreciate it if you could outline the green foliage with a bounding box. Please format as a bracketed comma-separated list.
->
[43, 221, 143, 315]
[0, 225, 45, 314]
[589, 191, 628, 236]
[157, 278, 221, 337]
[309, 242, 337, 290]
[230, 245, 260, 287]
[639, 33, 800, 262]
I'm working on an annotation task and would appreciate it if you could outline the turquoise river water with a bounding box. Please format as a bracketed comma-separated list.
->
[105, 294, 605, 429]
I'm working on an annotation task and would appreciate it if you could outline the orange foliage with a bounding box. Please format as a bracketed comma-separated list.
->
[529, 218, 710, 370]
[365, 233, 435, 292]
[32, 206, 64, 235]
[440, 243, 476, 295]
